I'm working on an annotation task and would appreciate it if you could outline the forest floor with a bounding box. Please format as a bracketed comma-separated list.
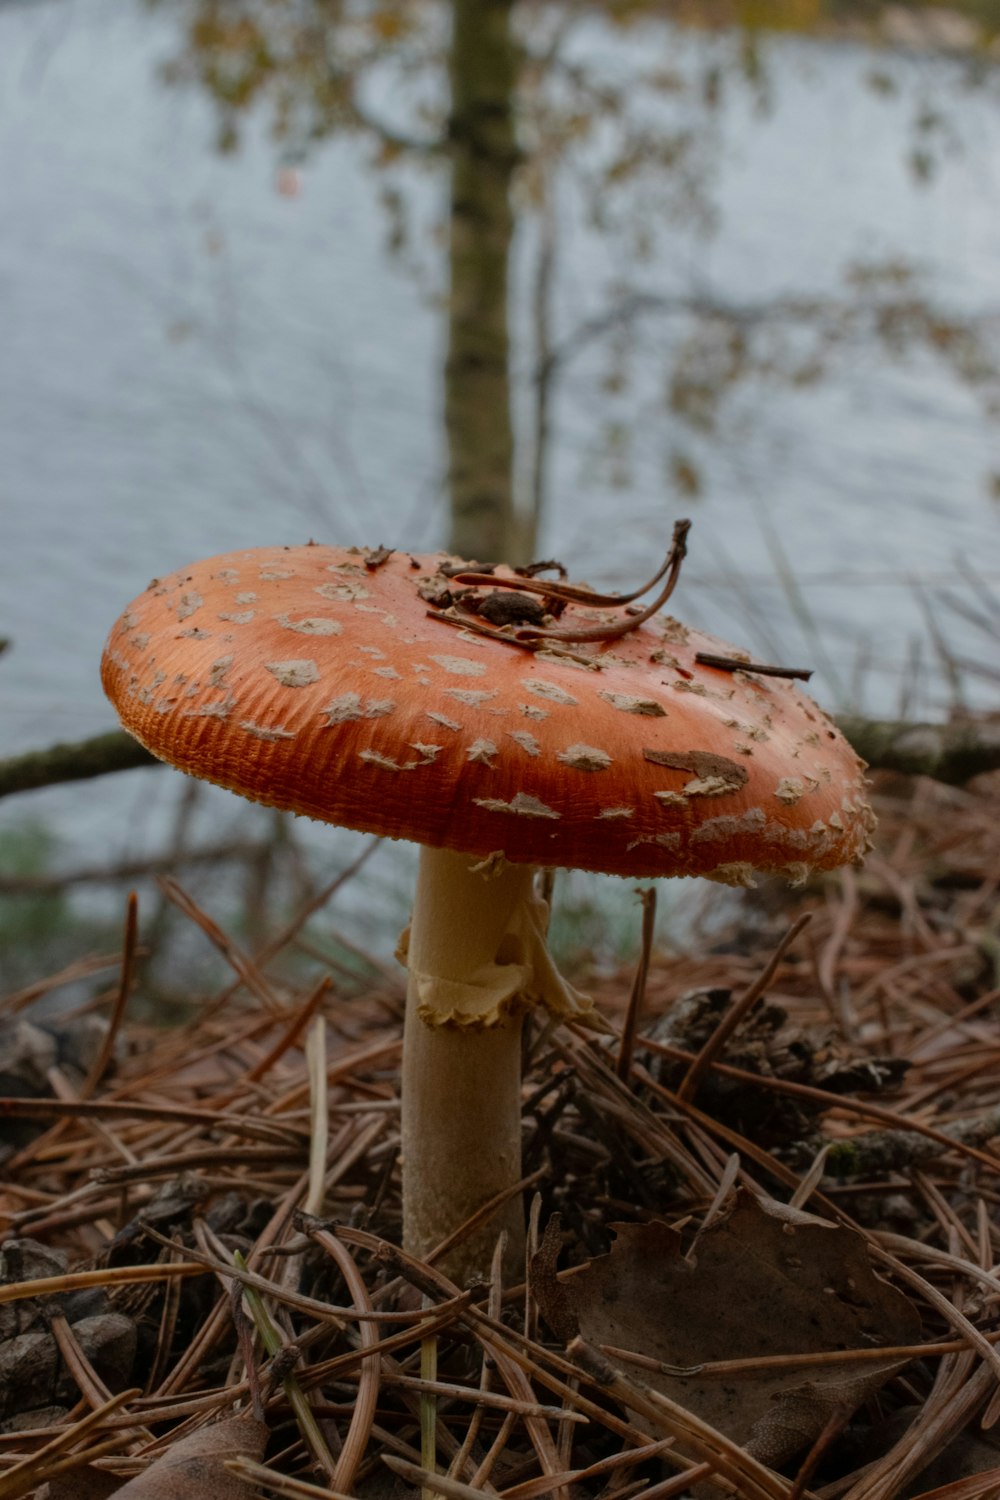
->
[1, 766, 1000, 1499]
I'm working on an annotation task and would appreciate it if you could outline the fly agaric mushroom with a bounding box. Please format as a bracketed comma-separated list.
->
[101, 531, 875, 1278]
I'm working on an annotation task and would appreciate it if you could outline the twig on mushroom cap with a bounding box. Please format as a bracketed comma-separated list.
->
[695, 652, 814, 682]
[453, 522, 689, 609]
[515, 558, 569, 580]
[446, 519, 691, 646]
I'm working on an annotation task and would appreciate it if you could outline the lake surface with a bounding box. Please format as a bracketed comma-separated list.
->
[1, 0, 998, 901]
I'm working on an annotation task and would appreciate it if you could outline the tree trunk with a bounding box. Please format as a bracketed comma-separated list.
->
[444, 0, 520, 565]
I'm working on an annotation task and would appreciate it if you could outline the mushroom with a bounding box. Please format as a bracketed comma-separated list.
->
[101, 537, 875, 1278]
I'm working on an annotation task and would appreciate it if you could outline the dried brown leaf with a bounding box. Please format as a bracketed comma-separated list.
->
[529, 1214, 578, 1344]
[44, 1468, 123, 1499]
[858, 1407, 1000, 1499]
[109, 1411, 268, 1500]
[563, 1190, 921, 1470]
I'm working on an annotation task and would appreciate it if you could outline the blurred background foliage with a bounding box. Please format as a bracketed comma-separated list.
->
[153, 0, 1000, 563]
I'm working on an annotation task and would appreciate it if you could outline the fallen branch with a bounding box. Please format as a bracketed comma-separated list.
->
[836, 715, 1000, 785]
[0, 730, 156, 799]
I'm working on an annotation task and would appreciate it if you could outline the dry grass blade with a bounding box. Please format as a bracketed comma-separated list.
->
[907, 1470, 1000, 1500]
[305, 1017, 329, 1219]
[224, 1457, 354, 1497]
[568, 1338, 797, 1500]
[446, 1232, 507, 1490]
[616, 887, 656, 1084]
[675, 912, 812, 1102]
[500, 1438, 676, 1499]
[382, 1373, 587, 1420]
[49, 1312, 150, 1439]
[603, 1332, 997, 1379]
[383, 1451, 499, 1500]
[0, 1096, 309, 1146]
[1, 952, 124, 1015]
[0, 1263, 204, 1305]
[227, 1245, 340, 1483]
[0, 1436, 133, 1500]
[0, 1388, 142, 1500]
[244, 976, 332, 1087]
[637, 1042, 1000, 1176]
[213, 837, 380, 1014]
[619, 1470, 717, 1499]
[867, 1244, 1000, 1383]
[306, 1227, 381, 1492]
[424, 1167, 548, 1269]
[787, 1405, 851, 1500]
[836, 1359, 997, 1500]
[156, 875, 285, 1014]
[80, 890, 140, 1099]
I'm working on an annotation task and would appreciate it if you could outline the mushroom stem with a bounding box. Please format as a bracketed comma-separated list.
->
[401, 846, 535, 1280]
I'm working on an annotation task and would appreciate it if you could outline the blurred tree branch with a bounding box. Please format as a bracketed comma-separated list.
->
[0, 732, 156, 800]
[2, 718, 998, 806]
[836, 716, 1000, 785]
[0, 839, 263, 894]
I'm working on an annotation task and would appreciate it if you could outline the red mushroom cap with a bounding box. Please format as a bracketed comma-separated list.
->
[101, 544, 875, 883]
